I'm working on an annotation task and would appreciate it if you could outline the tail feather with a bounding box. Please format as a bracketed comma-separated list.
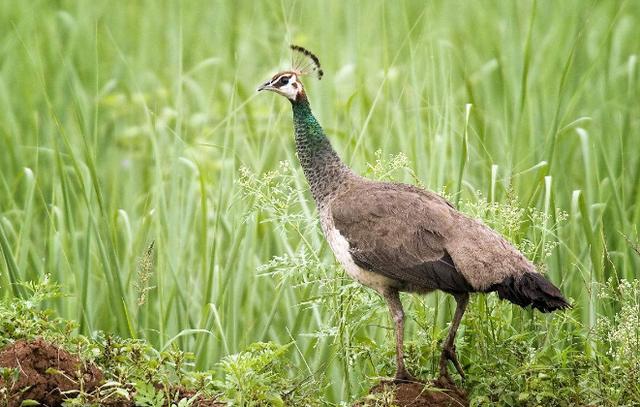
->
[488, 272, 570, 313]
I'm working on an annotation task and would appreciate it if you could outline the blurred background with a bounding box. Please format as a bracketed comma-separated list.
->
[0, 0, 639, 403]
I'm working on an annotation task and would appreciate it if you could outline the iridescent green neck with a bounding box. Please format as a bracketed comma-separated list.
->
[291, 96, 351, 204]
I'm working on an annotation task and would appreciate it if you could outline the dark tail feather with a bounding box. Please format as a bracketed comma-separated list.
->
[488, 272, 571, 313]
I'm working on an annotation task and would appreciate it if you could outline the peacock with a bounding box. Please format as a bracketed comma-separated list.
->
[257, 45, 570, 382]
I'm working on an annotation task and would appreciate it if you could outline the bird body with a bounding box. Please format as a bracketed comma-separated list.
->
[258, 46, 570, 382]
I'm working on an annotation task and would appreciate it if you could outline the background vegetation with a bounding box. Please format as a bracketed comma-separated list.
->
[0, 0, 639, 404]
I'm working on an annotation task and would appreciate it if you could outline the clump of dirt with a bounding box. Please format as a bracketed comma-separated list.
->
[356, 377, 469, 407]
[0, 339, 226, 407]
[0, 338, 103, 407]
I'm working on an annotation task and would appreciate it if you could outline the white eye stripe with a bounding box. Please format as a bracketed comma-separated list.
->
[271, 75, 295, 88]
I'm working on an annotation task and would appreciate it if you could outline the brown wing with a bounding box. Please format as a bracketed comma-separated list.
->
[331, 181, 473, 293]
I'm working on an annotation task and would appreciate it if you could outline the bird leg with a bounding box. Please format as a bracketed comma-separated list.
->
[439, 293, 469, 381]
[383, 289, 416, 383]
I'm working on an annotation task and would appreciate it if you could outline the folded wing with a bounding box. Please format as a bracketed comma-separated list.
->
[331, 182, 473, 293]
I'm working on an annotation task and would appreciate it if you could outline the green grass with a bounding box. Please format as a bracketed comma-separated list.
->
[0, 0, 639, 404]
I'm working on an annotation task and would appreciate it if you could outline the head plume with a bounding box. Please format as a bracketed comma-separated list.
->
[290, 45, 323, 80]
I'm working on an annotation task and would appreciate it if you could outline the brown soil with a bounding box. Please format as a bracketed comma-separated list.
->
[0, 338, 103, 407]
[355, 377, 469, 407]
[0, 338, 226, 407]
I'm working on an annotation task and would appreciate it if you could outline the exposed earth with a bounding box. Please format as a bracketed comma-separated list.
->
[0, 338, 224, 407]
[356, 377, 469, 407]
[1, 338, 468, 406]
[0, 338, 103, 407]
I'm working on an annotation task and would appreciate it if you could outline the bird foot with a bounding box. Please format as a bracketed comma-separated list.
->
[386, 369, 419, 384]
[439, 345, 466, 381]
[435, 373, 455, 387]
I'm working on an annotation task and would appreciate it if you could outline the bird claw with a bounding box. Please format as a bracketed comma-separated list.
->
[437, 372, 454, 386]
[392, 369, 419, 384]
[439, 345, 466, 381]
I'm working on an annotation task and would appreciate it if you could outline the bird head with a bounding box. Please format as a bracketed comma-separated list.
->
[257, 45, 323, 102]
[257, 71, 304, 101]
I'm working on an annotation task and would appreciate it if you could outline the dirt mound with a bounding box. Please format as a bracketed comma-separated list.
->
[0, 338, 103, 407]
[0, 338, 225, 407]
[356, 377, 469, 407]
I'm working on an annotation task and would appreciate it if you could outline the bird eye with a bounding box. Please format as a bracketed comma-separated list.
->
[279, 76, 289, 85]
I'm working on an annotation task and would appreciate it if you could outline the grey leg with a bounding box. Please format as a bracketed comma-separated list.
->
[383, 289, 415, 382]
[439, 293, 469, 380]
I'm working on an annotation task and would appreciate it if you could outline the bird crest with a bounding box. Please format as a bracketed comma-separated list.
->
[290, 45, 323, 80]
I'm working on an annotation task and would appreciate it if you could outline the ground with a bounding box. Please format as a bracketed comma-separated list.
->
[0, 339, 224, 407]
[356, 377, 469, 407]
[0, 338, 103, 407]
[0, 337, 468, 406]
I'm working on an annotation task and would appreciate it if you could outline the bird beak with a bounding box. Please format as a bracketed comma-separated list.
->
[257, 80, 273, 92]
